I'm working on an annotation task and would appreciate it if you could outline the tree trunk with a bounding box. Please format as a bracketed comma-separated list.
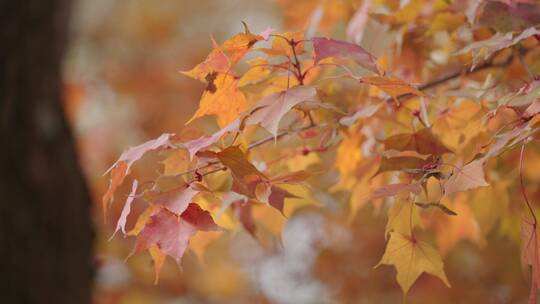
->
[0, 1, 94, 303]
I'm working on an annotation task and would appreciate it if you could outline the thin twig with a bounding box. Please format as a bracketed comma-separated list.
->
[247, 123, 324, 150]
[290, 39, 304, 85]
[418, 54, 514, 92]
[381, 53, 516, 106]
[172, 123, 326, 181]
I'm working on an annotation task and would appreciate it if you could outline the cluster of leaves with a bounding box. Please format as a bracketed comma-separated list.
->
[104, 0, 540, 301]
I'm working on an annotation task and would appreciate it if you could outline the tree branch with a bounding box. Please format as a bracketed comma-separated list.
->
[171, 122, 325, 181]
[417, 54, 514, 92]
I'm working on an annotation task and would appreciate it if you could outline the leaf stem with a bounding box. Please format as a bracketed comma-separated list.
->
[290, 39, 304, 85]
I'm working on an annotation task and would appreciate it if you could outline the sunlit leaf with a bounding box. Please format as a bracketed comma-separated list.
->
[181, 31, 264, 81]
[186, 73, 248, 127]
[376, 232, 451, 294]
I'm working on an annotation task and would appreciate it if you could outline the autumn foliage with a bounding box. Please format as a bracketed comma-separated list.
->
[103, 1, 540, 302]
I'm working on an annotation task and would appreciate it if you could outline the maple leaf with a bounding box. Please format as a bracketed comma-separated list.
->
[312, 37, 380, 74]
[186, 73, 248, 127]
[385, 197, 421, 237]
[376, 232, 451, 295]
[360, 76, 424, 98]
[181, 45, 228, 82]
[111, 133, 173, 172]
[181, 31, 264, 81]
[183, 118, 240, 160]
[238, 58, 272, 87]
[103, 133, 172, 216]
[521, 217, 540, 303]
[245, 85, 319, 138]
[149, 184, 200, 215]
[443, 160, 489, 196]
[110, 179, 139, 239]
[216, 146, 298, 213]
[382, 128, 452, 156]
[266, 185, 297, 214]
[217, 146, 266, 181]
[217, 146, 270, 201]
[131, 203, 220, 265]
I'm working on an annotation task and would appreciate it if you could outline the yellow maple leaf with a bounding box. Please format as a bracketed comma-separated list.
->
[182, 32, 262, 81]
[187, 73, 248, 127]
[238, 58, 272, 87]
[376, 232, 451, 295]
[385, 197, 421, 237]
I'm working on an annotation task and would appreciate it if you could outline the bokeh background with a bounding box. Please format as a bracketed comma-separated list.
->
[58, 0, 531, 303]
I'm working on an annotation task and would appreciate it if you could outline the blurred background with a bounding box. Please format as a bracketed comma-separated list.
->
[2, 0, 533, 303]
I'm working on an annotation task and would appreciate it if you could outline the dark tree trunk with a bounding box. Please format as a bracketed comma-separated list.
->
[0, 1, 94, 303]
